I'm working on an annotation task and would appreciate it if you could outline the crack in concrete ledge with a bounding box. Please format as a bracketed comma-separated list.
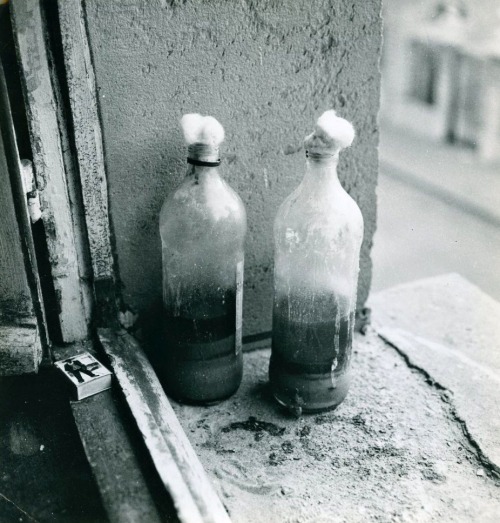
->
[378, 333, 500, 480]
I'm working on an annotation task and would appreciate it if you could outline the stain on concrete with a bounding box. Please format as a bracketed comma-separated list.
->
[82, 0, 382, 335]
[221, 416, 286, 440]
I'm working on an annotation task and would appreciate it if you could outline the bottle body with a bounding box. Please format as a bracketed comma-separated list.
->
[270, 157, 363, 412]
[159, 164, 246, 404]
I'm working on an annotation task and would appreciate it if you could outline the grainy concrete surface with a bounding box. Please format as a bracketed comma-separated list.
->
[82, 0, 382, 335]
[370, 273, 500, 472]
[173, 330, 500, 523]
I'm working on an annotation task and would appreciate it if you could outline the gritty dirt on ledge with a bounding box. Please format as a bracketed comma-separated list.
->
[172, 331, 500, 523]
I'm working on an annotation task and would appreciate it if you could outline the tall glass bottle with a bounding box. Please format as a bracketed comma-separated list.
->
[159, 114, 246, 404]
[269, 110, 363, 413]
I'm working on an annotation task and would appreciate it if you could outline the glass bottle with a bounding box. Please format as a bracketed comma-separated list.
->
[269, 110, 363, 413]
[159, 115, 246, 404]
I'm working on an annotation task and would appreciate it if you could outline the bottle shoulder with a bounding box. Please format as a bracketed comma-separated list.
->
[274, 183, 364, 247]
[160, 172, 246, 231]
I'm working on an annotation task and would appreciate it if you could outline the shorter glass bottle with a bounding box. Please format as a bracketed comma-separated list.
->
[159, 114, 246, 404]
[269, 110, 363, 413]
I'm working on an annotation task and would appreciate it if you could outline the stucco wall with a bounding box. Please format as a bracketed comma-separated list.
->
[83, 0, 382, 336]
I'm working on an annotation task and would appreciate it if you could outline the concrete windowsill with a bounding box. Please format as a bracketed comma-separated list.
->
[170, 273, 500, 522]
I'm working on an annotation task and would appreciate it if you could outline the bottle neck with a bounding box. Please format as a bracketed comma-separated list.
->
[186, 143, 221, 181]
[303, 153, 341, 190]
[187, 143, 220, 164]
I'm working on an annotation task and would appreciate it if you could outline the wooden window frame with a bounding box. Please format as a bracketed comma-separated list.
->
[0, 58, 46, 375]
[5, 1, 232, 520]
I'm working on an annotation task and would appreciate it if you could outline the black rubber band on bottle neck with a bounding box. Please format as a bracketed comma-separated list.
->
[305, 150, 338, 161]
[187, 157, 221, 167]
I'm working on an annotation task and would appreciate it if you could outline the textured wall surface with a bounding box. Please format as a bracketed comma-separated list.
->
[83, 0, 382, 336]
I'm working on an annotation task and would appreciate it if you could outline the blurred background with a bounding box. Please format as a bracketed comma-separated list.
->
[371, 0, 500, 300]
[0, 1, 499, 521]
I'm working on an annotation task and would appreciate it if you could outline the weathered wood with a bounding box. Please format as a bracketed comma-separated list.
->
[10, 0, 89, 342]
[0, 107, 33, 320]
[0, 60, 44, 373]
[43, 9, 94, 330]
[57, 0, 114, 285]
[0, 322, 41, 375]
[98, 329, 231, 523]
[71, 390, 166, 523]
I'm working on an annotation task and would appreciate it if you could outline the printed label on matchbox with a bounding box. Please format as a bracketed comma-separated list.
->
[235, 260, 244, 355]
[55, 352, 112, 400]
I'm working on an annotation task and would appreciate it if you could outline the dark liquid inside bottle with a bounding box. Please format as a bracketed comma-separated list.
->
[270, 292, 354, 412]
[160, 289, 242, 404]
